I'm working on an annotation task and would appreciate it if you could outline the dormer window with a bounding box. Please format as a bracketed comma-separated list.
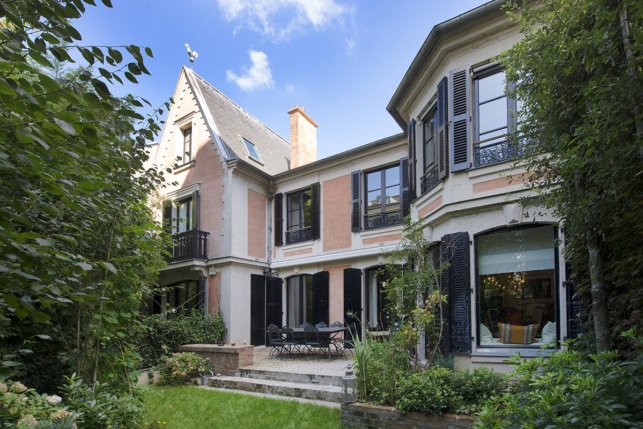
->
[242, 137, 262, 163]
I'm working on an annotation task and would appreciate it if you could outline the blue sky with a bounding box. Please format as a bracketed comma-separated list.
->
[74, 0, 489, 159]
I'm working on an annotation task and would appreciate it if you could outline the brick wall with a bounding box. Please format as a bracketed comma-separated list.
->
[177, 344, 254, 376]
[341, 403, 473, 429]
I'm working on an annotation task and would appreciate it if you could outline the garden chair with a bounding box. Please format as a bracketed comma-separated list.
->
[266, 324, 286, 358]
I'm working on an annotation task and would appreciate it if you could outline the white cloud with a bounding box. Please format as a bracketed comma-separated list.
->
[226, 50, 275, 92]
[216, 0, 349, 42]
[285, 83, 296, 94]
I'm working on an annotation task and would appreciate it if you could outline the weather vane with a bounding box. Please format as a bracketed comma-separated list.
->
[185, 43, 198, 69]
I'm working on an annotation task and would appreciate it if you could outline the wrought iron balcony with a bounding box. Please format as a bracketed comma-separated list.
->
[421, 166, 440, 195]
[286, 226, 312, 245]
[167, 229, 209, 262]
[364, 210, 402, 230]
[473, 139, 525, 168]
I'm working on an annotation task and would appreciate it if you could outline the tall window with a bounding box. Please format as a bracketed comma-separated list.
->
[182, 127, 192, 163]
[423, 107, 437, 171]
[365, 165, 401, 230]
[473, 67, 520, 167]
[287, 275, 313, 327]
[476, 225, 557, 347]
[286, 188, 312, 244]
[173, 197, 194, 233]
[366, 269, 391, 330]
[150, 280, 204, 316]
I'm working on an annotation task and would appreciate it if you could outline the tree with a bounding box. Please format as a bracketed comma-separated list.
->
[382, 217, 447, 368]
[502, 0, 642, 353]
[0, 0, 168, 393]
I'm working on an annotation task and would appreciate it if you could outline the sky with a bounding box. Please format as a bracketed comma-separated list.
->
[73, 0, 489, 159]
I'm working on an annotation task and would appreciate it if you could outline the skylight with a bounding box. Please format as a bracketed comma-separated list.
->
[242, 137, 262, 162]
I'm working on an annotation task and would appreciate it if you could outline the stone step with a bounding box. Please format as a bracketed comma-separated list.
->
[238, 368, 343, 387]
[206, 375, 344, 403]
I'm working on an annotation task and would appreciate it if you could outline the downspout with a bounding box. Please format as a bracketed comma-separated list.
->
[267, 178, 275, 269]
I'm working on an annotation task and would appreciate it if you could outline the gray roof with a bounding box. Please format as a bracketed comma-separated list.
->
[187, 68, 291, 176]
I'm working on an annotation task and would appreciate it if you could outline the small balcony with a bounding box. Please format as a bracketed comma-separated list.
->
[473, 139, 525, 168]
[167, 229, 209, 262]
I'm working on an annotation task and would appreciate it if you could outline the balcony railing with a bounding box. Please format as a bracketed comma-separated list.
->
[364, 210, 402, 230]
[421, 166, 440, 195]
[168, 229, 209, 262]
[286, 226, 312, 245]
[473, 139, 525, 168]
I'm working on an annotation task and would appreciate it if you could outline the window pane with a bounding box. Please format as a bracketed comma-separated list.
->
[478, 71, 506, 103]
[384, 184, 400, 206]
[385, 166, 400, 186]
[366, 171, 380, 192]
[479, 97, 508, 135]
[367, 190, 381, 209]
[424, 112, 436, 168]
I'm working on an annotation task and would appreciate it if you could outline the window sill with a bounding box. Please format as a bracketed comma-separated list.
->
[473, 346, 556, 358]
[174, 160, 196, 173]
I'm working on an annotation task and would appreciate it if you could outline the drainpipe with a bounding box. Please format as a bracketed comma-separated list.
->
[266, 179, 275, 270]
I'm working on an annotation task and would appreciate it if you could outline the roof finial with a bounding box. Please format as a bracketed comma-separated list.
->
[185, 43, 198, 69]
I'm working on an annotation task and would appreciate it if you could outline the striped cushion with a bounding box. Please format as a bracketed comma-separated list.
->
[498, 323, 539, 344]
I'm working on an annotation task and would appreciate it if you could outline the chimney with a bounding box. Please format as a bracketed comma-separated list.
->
[288, 105, 317, 168]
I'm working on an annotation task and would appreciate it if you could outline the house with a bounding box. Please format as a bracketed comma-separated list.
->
[149, 0, 571, 371]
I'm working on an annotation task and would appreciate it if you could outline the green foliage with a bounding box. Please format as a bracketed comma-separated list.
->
[360, 336, 412, 406]
[61, 374, 144, 429]
[0, 380, 77, 428]
[154, 353, 213, 386]
[382, 217, 447, 367]
[502, 0, 643, 354]
[349, 327, 372, 402]
[396, 366, 508, 415]
[474, 345, 643, 428]
[134, 311, 226, 368]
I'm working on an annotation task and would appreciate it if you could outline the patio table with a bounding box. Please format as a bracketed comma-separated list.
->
[291, 326, 346, 358]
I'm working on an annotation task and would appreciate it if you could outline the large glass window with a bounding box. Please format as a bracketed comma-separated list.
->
[287, 275, 313, 327]
[477, 225, 557, 347]
[172, 197, 194, 234]
[366, 269, 391, 330]
[473, 67, 521, 167]
[286, 189, 312, 244]
[151, 280, 204, 316]
[365, 165, 401, 230]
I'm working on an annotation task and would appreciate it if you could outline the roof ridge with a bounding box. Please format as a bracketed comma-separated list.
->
[188, 68, 290, 148]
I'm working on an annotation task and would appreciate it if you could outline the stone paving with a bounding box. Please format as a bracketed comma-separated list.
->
[242, 345, 355, 378]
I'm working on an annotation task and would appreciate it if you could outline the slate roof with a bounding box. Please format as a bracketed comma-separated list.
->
[186, 68, 291, 176]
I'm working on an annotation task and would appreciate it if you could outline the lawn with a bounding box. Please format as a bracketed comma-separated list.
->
[142, 386, 342, 429]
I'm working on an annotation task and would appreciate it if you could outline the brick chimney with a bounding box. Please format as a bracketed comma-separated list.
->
[288, 105, 317, 168]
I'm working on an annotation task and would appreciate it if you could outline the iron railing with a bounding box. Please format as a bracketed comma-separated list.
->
[473, 139, 525, 167]
[286, 226, 312, 245]
[364, 210, 402, 230]
[167, 229, 209, 262]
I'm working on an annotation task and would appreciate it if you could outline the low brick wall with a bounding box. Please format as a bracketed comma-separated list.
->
[177, 344, 254, 376]
[341, 403, 474, 429]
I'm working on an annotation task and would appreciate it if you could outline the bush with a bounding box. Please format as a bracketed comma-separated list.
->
[474, 347, 643, 429]
[155, 352, 213, 386]
[134, 310, 226, 367]
[0, 380, 77, 428]
[362, 336, 412, 406]
[396, 366, 508, 415]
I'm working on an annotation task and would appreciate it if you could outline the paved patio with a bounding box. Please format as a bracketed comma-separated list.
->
[242, 345, 355, 378]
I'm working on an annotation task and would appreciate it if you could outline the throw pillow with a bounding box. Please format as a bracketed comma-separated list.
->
[541, 321, 557, 344]
[498, 323, 540, 344]
[479, 323, 494, 344]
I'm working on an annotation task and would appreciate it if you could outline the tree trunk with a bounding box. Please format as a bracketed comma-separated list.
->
[587, 230, 611, 352]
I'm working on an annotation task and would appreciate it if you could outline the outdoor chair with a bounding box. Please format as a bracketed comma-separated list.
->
[266, 324, 286, 358]
[329, 321, 346, 355]
[303, 325, 332, 358]
[281, 326, 297, 356]
[315, 322, 327, 328]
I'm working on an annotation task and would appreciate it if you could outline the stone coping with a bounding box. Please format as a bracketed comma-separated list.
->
[178, 344, 253, 354]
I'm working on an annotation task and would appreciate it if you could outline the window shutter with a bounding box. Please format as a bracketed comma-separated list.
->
[400, 157, 411, 218]
[266, 276, 283, 328]
[312, 271, 329, 325]
[449, 68, 470, 172]
[440, 232, 471, 354]
[437, 76, 449, 179]
[162, 200, 173, 233]
[311, 183, 320, 240]
[407, 119, 417, 199]
[351, 171, 361, 232]
[565, 280, 584, 340]
[274, 193, 284, 246]
[343, 268, 362, 341]
[191, 190, 199, 230]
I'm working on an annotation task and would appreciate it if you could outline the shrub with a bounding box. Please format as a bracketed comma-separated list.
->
[0, 380, 78, 428]
[474, 347, 643, 429]
[362, 336, 412, 406]
[155, 352, 213, 386]
[134, 310, 226, 367]
[396, 366, 508, 415]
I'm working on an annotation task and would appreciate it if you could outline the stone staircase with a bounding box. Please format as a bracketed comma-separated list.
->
[203, 347, 353, 405]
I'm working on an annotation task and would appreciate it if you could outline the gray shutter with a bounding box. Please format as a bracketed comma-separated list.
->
[343, 268, 362, 341]
[400, 157, 411, 218]
[311, 183, 320, 240]
[312, 271, 329, 325]
[437, 76, 449, 179]
[407, 119, 417, 199]
[274, 193, 284, 246]
[440, 232, 471, 354]
[266, 277, 283, 328]
[162, 200, 173, 233]
[191, 190, 199, 230]
[449, 68, 470, 172]
[351, 171, 361, 232]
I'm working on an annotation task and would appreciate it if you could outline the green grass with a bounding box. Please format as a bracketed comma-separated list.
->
[142, 386, 341, 429]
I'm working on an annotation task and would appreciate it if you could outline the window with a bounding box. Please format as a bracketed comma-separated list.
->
[365, 165, 401, 230]
[181, 127, 192, 164]
[150, 280, 204, 316]
[423, 107, 437, 171]
[473, 67, 521, 167]
[287, 188, 312, 244]
[476, 225, 557, 348]
[366, 268, 391, 330]
[287, 275, 313, 327]
[242, 137, 262, 162]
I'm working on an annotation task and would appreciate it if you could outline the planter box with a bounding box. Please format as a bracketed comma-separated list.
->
[341, 402, 473, 429]
[177, 344, 254, 376]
